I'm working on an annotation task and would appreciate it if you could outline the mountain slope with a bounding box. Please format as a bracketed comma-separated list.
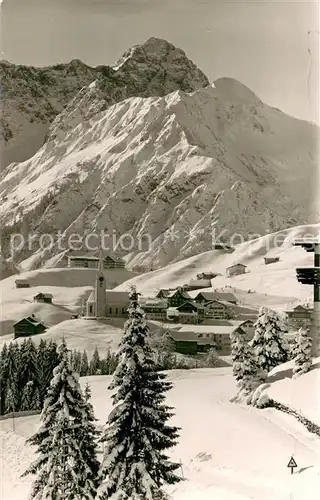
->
[1, 77, 318, 271]
[115, 223, 319, 307]
[0, 37, 209, 168]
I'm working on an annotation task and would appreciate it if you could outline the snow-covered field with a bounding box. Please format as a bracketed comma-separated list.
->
[0, 267, 134, 336]
[0, 318, 124, 358]
[1, 366, 319, 500]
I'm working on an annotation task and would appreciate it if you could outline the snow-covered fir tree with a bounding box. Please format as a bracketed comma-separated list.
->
[293, 328, 312, 378]
[84, 382, 92, 402]
[89, 347, 101, 375]
[80, 350, 89, 376]
[98, 286, 182, 500]
[22, 339, 100, 499]
[251, 307, 288, 377]
[231, 328, 263, 393]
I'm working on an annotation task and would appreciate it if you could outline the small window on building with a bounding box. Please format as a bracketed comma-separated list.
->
[109, 307, 112, 314]
[89, 305, 93, 314]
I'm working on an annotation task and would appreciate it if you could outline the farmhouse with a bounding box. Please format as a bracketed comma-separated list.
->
[184, 279, 211, 291]
[68, 254, 125, 269]
[286, 305, 312, 323]
[264, 256, 280, 265]
[178, 324, 249, 355]
[203, 299, 234, 319]
[33, 293, 53, 304]
[139, 298, 167, 321]
[194, 291, 238, 305]
[226, 263, 247, 277]
[165, 330, 215, 355]
[15, 279, 30, 288]
[155, 289, 173, 299]
[13, 315, 46, 339]
[167, 301, 204, 324]
[196, 272, 219, 280]
[167, 288, 191, 308]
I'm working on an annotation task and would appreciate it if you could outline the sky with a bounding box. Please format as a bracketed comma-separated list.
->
[1, 0, 319, 124]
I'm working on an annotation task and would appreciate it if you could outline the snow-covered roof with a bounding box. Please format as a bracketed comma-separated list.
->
[178, 325, 241, 336]
[87, 291, 96, 303]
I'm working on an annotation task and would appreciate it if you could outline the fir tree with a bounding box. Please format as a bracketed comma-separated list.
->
[84, 382, 92, 402]
[98, 287, 182, 500]
[5, 380, 18, 414]
[80, 350, 89, 376]
[89, 347, 101, 375]
[293, 328, 312, 378]
[21, 381, 35, 411]
[22, 340, 100, 500]
[251, 307, 288, 376]
[231, 328, 263, 393]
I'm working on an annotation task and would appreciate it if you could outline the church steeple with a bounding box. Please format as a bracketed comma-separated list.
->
[95, 249, 106, 317]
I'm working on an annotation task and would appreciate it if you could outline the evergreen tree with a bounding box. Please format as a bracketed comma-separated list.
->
[22, 340, 100, 499]
[5, 380, 18, 413]
[89, 347, 101, 375]
[21, 381, 35, 411]
[231, 328, 263, 393]
[98, 287, 182, 500]
[19, 338, 39, 392]
[38, 340, 60, 404]
[293, 328, 312, 378]
[251, 307, 288, 376]
[80, 350, 89, 376]
[84, 382, 92, 402]
[0, 343, 8, 414]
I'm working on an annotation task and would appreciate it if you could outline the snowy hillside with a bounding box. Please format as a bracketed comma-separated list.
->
[1, 37, 209, 168]
[0, 267, 135, 336]
[0, 318, 123, 358]
[1, 49, 318, 271]
[116, 223, 319, 306]
[1, 367, 319, 500]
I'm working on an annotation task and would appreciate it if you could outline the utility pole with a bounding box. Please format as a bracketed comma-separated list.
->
[294, 238, 320, 357]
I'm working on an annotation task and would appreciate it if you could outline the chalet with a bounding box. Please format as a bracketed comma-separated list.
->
[33, 293, 53, 304]
[194, 291, 238, 305]
[203, 300, 233, 319]
[13, 315, 46, 339]
[139, 298, 167, 321]
[230, 319, 255, 336]
[196, 272, 219, 280]
[167, 288, 191, 308]
[67, 254, 125, 269]
[264, 257, 280, 265]
[167, 301, 203, 324]
[178, 324, 247, 355]
[213, 243, 234, 253]
[166, 330, 198, 355]
[226, 263, 247, 277]
[287, 305, 312, 321]
[15, 279, 30, 289]
[156, 289, 174, 299]
[184, 279, 211, 291]
[105, 290, 130, 317]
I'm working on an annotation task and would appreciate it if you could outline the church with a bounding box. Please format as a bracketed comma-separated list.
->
[85, 254, 130, 318]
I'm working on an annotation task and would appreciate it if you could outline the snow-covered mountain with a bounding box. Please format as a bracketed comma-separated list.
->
[0, 38, 209, 168]
[0, 38, 318, 271]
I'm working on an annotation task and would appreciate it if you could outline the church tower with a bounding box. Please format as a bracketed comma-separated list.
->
[95, 251, 107, 317]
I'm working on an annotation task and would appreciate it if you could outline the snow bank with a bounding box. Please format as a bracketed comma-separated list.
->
[254, 359, 320, 427]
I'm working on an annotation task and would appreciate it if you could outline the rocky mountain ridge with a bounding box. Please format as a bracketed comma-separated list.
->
[0, 67, 317, 271]
[0, 38, 209, 168]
